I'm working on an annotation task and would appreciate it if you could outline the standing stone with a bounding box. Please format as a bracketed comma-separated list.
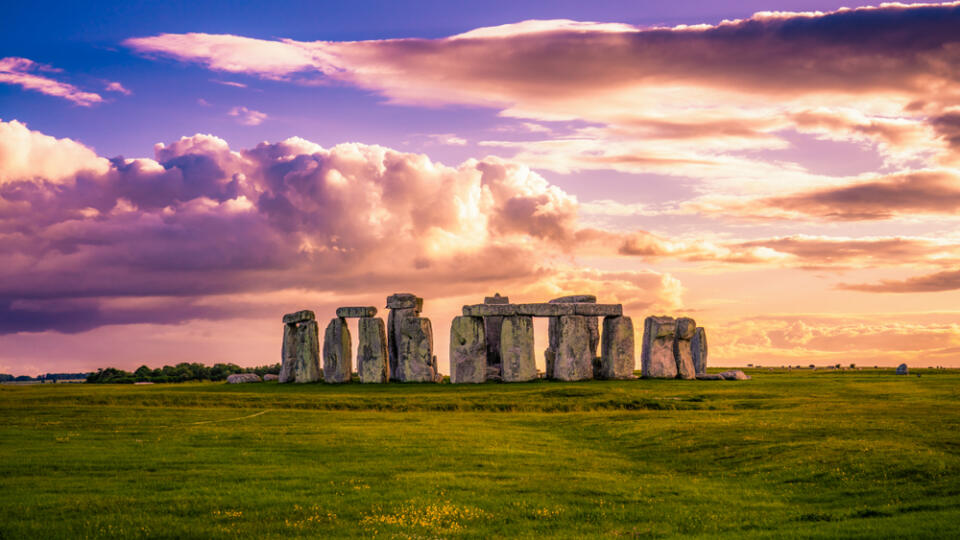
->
[896, 363, 908, 375]
[397, 316, 438, 382]
[642, 316, 677, 379]
[280, 322, 297, 383]
[483, 293, 509, 381]
[599, 316, 635, 379]
[450, 316, 487, 384]
[386, 293, 422, 381]
[547, 295, 599, 377]
[691, 327, 708, 375]
[357, 317, 389, 383]
[500, 315, 537, 382]
[552, 315, 594, 381]
[674, 317, 697, 380]
[292, 320, 321, 383]
[323, 318, 352, 383]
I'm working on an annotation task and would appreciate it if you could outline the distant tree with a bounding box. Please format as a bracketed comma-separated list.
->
[0, 373, 14, 382]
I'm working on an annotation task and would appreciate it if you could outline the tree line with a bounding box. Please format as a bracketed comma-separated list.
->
[85, 362, 281, 384]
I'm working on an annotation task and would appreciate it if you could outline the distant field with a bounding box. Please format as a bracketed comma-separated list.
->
[1, 369, 958, 539]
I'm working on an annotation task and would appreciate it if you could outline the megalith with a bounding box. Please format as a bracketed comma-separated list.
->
[674, 317, 697, 380]
[280, 310, 321, 383]
[599, 316, 635, 379]
[552, 315, 594, 381]
[397, 316, 439, 382]
[483, 293, 509, 381]
[691, 327, 708, 375]
[357, 317, 389, 383]
[500, 315, 537, 382]
[450, 316, 487, 384]
[642, 316, 677, 379]
[323, 318, 352, 383]
[546, 295, 599, 378]
[386, 293, 423, 381]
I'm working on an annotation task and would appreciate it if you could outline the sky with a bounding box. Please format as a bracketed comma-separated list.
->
[3, 1, 960, 375]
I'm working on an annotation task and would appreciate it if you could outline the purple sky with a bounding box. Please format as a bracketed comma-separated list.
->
[2, 1, 960, 375]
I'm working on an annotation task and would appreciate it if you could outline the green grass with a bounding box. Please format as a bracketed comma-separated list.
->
[1, 369, 959, 539]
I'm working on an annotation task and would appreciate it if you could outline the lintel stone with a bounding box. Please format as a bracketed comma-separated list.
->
[336, 306, 377, 318]
[282, 309, 315, 324]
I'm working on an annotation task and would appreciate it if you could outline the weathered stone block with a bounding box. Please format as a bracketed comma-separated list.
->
[544, 347, 556, 379]
[388, 304, 421, 381]
[282, 309, 315, 324]
[692, 327, 708, 375]
[462, 304, 517, 317]
[514, 303, 575, 316]
[483, 316, 504, 381]
[599, 316, 635, 379]
[549, 295, 596, 304]
[358, 317, 388, 383]
[336, 306, 377, 318]
[450, 316, 487, 384]
[500, 315, 537, 382]
[719, 370, 750, 381]
[574, 304, 622, 317]
[484, 293, 510, 304]
[279, 323, 297, 383]
[696, 373, 723, 380]
[292, 320, 321, 383]
[263, 373, 279, 381]
[397, 316, 438, 382]
[552, 315, 594, 381]
[227, 373, 261, 384]
[642, 316, 677, 379]
[386, 293, 423, 311]
[674, 317, 696, 380]
[323, 318, 352, 383]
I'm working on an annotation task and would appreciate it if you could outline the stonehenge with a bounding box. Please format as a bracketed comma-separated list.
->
[279, 292, 721, 384]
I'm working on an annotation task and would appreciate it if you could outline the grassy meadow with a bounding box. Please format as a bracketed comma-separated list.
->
[1, 369, 959, 539]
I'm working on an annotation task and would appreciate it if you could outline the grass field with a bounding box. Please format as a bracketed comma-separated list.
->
[1, 369, 959, 539]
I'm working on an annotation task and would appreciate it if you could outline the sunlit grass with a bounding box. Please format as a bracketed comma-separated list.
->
[1, 369, 958, 538]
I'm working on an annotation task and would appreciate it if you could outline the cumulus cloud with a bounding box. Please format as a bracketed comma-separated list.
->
[0, 57, 104, 106]
[0, 119, 687, 335]
[228, 106, 267, 125]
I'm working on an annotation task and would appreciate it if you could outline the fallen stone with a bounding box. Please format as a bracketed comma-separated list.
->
[484, 293, 510, 304]
[386, 293, 423, 311]
[397, 316, 438, 382]
[358, 317, 389, 383]
[450, 316, 487, 384]
[599, 316, 635, 379]
[227, 373, 262, 384]
[719, 370, 751, 381]
[642, 316, 678, 379]
[323, 318, 352, 383]
[691, 327, 708, 375]
[263, 373, 279, 381]
[282, 309, 315, 324]
[896, 363, 909, 375]
[500, 315, 537, 382]
[336, 306, 377, 318]
[549, 295, 597, 304]
[674, 317, 697, 380]
[695, 373, 724, 380]
[552, 315, 594, 381]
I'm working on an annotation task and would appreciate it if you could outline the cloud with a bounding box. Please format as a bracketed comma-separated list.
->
[105, 81, 131, 95]
[126, 3, 960, 178]
[839, 270, 960, 293]
[0, 119, 688, 335]
[0, 57, 103, 106]
[228, 106, 267, 125]
[213, 80, 247, 88]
